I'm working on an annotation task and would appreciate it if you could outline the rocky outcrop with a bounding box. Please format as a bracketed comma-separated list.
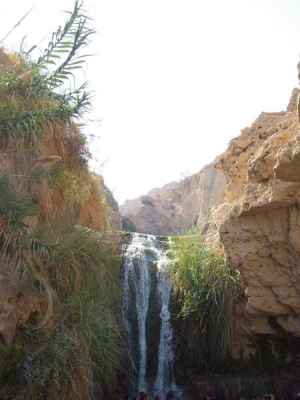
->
[208, 89, 300, 339]
[120, 162, 226, 235]
[104, 183, 122, 230]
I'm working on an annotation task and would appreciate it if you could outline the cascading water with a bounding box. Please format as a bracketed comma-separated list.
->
[122, 233, 154, 391]
[122, 233, 178, 398]
[154, 245, 177, 396]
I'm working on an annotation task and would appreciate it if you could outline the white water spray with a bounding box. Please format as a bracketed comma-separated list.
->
[122, 233, 178, 397]
[154, 242, 177, 397]
[122, 233, 155, 391]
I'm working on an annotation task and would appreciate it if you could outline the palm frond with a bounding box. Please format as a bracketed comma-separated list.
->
[37, 0, 95, 88]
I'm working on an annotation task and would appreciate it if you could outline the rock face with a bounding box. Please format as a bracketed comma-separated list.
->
[209, 89, 300, 338]
[120, 162, 226, 235]
[104, 183, 122, 230]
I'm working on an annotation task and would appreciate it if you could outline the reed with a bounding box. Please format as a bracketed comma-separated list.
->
[171, 235, 241, 369]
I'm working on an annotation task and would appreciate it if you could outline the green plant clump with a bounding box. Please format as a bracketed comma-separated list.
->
[0, 223, 123, 399]
[12, 227, 123, 400]
[171, 236, 241, 369]
[0, 176, 37, 229]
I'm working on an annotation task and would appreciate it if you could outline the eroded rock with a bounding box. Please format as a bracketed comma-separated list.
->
[211, 89, 300, 338]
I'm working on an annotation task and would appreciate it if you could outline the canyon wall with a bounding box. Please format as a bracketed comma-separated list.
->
[208, 88, 300, 341]
[121, 162, 226, 235]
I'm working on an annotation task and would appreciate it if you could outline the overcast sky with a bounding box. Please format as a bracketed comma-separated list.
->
[1, 0, 300, 203]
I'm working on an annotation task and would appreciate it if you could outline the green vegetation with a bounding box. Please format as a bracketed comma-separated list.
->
[0, 1, 92, 141]
[7, 228, 122, 400]
[0, 2, 124, 399]
[0, 176, 37, 228]
[171, 235, 241, 370]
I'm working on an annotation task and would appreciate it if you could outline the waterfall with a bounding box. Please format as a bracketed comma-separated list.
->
[122, 233, 178, 398]
[154, 244, 177, 396]
[122, 233, 155, 391]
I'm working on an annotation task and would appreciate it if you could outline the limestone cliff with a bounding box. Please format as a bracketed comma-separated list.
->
[207, 88, 300, 340]
[121, 162, 226, 235]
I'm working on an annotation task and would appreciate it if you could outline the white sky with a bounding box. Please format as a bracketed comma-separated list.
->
[1, 0, 300, 203]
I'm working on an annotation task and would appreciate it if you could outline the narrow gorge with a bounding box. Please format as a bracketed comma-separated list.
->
[1, 1, 300, 399]
[121, 89, 300, 343]
[119, 88, 300, 398]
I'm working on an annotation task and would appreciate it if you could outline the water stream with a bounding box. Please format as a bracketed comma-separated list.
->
[155, 249, 177, 395]
[122, 233, 178, 398]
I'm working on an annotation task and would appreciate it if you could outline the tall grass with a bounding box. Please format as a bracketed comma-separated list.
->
[49, 227, 123, 390]
[171, 236, 241, 369]
[0, 225, 123, 399]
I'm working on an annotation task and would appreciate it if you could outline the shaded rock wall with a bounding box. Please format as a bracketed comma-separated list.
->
[104, 183, 122, 230]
